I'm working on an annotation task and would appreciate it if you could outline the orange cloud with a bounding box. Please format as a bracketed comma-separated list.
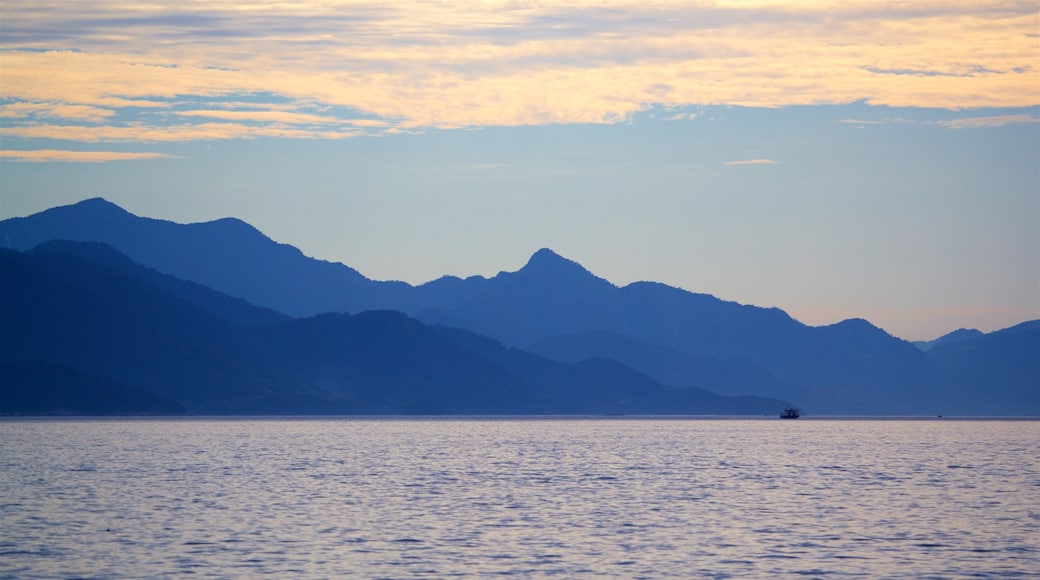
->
[939, 114, 1040, 129]
[0, 149, 179, 162]
[0, 102, 115, 123]
[173, 110, 388, 127]
[0, 122, 362, 142]
[0, 1, 1036, 143]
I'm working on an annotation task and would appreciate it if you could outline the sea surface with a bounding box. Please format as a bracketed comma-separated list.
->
[1, 418, 1037, 578]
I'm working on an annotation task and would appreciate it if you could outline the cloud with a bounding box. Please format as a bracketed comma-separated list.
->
[0, 1, 1037, 144]
[0, 122, 362, 142]
[0, 149, 179, 162]
[173, 109, 388, 127]
[839, 117, 915, 126]
[938, 114, 1040, 129]
[0, 101, 115, 123]
[839, 114, 1039, 129]
[724, 159, 779, 166]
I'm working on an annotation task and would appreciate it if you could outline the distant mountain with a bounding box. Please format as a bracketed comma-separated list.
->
[412, 249, 621, 344]
[256, 310, 534, 414]
[1, 245, 786, 415]
[527, 330, 820, 402]
[913, 328, 985, 351]
[0, 361, 185, 416]
[414, 251, 940, 413]
[431, 325, 786, 415]
[1, 247, 300, 413]
[0, 198, 409, 317]
[926, 321, 1040, 415]
[4, 198, 1036, 415]
[30, 240, 289, 326]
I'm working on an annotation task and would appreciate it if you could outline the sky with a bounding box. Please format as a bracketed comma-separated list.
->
[1, 1, 1038, 341]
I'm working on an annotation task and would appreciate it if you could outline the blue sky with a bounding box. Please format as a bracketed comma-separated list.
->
[1, 1, 1038, 340]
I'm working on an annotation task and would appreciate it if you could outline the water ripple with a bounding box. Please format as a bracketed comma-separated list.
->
[0, 418, 1037, 578]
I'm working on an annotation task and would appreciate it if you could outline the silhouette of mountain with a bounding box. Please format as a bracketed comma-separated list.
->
[30, 240, 289, 326]
[1, 246, 785, 415]
[0, 198, 408, 317]
[913, 328, 985, 351]
[0, 361, 185, 415]
[0, 247, 300, 413]
[257, 310, 534, 414]
[429, 325, 788, 414]
[412, 248, 620, 344]
[526, 330, 820, 403]
[926, 321, 1040, 415]
[810, 318, 944, 413]
[416, 267, 940, 413]
[4, 198, 1036, 415]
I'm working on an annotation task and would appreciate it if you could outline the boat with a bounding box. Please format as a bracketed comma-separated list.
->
[779, 407, 800, 419]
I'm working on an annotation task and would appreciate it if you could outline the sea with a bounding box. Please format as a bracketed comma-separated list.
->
[1, 418, 1037, 578]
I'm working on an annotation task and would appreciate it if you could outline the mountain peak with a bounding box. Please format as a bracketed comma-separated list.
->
[520, 248, 595, 278]
[526, 247, 567, 265]
[524, 247, 579, 268]
[75, 196, 122, 208]
[822, 317, 892, 338]
[66, 197, 133, 217]
[499, 248, 618, 294]
[914, 327, 985, 351]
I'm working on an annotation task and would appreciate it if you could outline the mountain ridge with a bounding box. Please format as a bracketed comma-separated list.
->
[2, 198, 1036, 415]
[30, 240, 290, 326]
[1, 243, 790, 415]
[0, 197, 406, 317]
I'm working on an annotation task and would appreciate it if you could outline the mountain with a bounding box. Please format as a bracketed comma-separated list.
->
[414, 252, 939, 413]
[0, 361, 185, 416]
[527, 330, 818, 402]
[4, 198, 1036, 415]
[412, 249, 621, 344]
[1, 245, 786, 415]
[30, 240, 289, 326]
[0, 197, 408, 317]
[926, 321, 1040, 415]
[431, 325, 787, 415]
[0, 246, 300, 413]
[256, 310, 534, 414]
[913, 328, 985, 351]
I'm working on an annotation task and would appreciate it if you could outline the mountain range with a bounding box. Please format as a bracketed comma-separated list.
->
[2, 198, 1036, 415]
[0, 239, 785, 415]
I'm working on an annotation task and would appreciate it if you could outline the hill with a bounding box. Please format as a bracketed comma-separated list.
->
[0, 362, 185, 416]
[926, 321, 1040, 415]
[30, 240, 289, 326]
[913, 328, 985, 351]
[0, 197, 408, 316]
[4, 198, 1036, 415]
[413, 251, 942, 413]
[0, 245, 787, 415]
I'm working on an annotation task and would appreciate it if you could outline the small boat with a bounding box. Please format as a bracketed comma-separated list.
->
[780, 407, 800, 419]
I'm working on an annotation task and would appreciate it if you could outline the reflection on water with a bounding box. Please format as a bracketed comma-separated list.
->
[1, 418, 1037, 578]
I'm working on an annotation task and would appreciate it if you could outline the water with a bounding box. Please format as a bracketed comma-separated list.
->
[1, 418, 1037, 578]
